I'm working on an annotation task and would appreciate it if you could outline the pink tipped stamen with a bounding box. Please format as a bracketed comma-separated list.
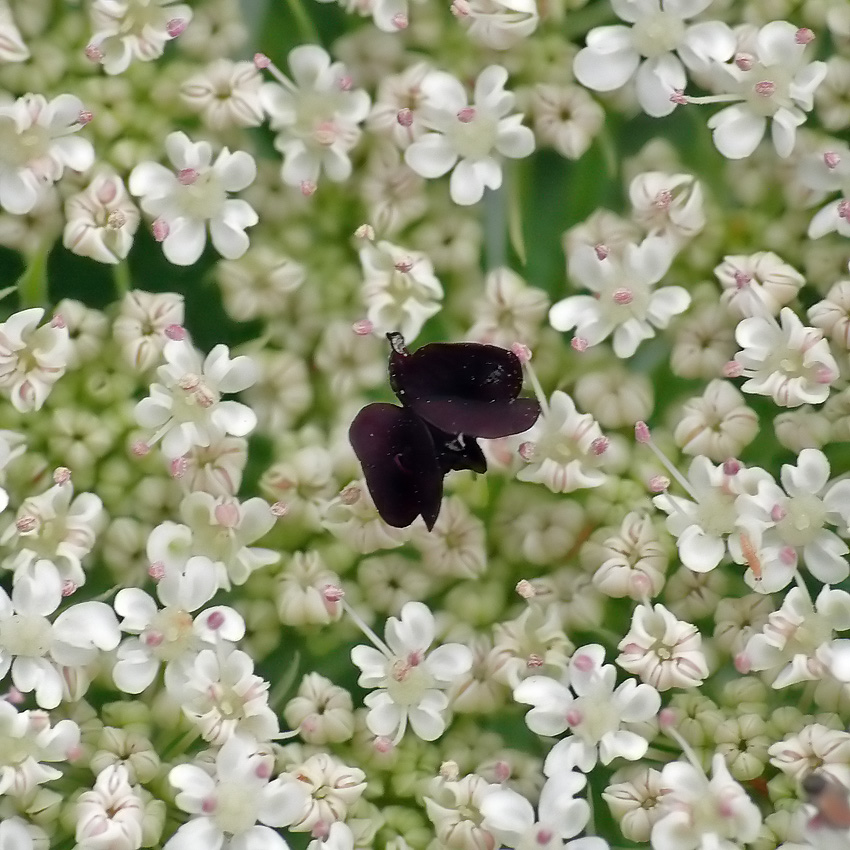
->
[457, 107, 476, 123]
[669, 89, 688, 105]
[270, 501, 288, 518]
[311, 821, 330, 840]
[779, 546, 797, 566]
[648, 474, 670, 493]
[571, 336, 588, 352]
[493, 761, 511, 783]
[723, 458, 741, 476]
[573, 653, 594, 672]
[77, 110, 93, 126]
[152, 219, 169, 242]
[53, 467, 71, 486]
[565, 708, 583, 726]
[16, 516, 37, 533]
[838, 199, 850, 220]
[254, 52, 271, 69]
[527, 654, 544, 668]
[634, 421, 651, 444]
[323, 584, 345, 603]
[352, 319, 374, 335]
[593, 243, 609, 260]
[338, 75, 353, 91]
[374, 736, 394, 753]
[354, 224, 375, 240]
[824, 151, 841, 169]
[107, 210, 126, 230]
[510, 342, 532, 363]
[85, 44, 104, 62]
[148, 561, 165, 580]
[734, 53, 753, 71]
[340, 484, 361, 505]
[170, 457, 188, 478]
[178, 168, 199, 185]
[654, 189, 673, 210]
[300, 180, 317, 197]
[392, 12, 408, 28]
[451, 0, 470, 14]
[397, 107, 414, 127]
[658, 707, 677, 729]
[51, 314, 66, 329]
[62, 581, 77, 597]
[206, 610, 225, 631]
[164, 323, 186, 340]
[770, 504, 787, 522]
[795, 27, 815, 44]
[723, 361, 744, 378]
[591, 436, 609, 455]
[166, 18, 187, 37]
[630, 572, 652, 597]
[733, 270, 752, 289]
[201, 797, 217, 814]
[734, 652, 751, 674]
[536, 829, 553, 846]
[518, 441, 536, 461]
[144, 631, 164, 648]
[516, 579, 536, 599]
[754, 80, 776, 97]
[214, 502, 240, 528]
[131, 440, 151, 457]
[394, 257, 414, 273]
[612, 288, 633, 305]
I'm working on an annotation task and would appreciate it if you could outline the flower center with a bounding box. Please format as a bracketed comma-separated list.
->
[740, 63, 792, 116]
[776, 494, 826, 547]
[177, 171, 227, 220]
[0, 117, 51, 168]
[385, 656, 434, 706]
[0, 614, 53, 657]
[695, 490, 737, 538]
[144, 607, 195, 661]
[631, 11, 685, 58]
[448, 113, 498, 161]
[213, 782, 259, 835]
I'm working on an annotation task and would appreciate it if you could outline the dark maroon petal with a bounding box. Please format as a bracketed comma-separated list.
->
[348, 403, 443, 530]
[409, 396, 541, 439]
[427, 425, 487, 475]
[390, 342, 525, 406]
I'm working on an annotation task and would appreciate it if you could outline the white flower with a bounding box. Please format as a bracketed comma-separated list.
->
[705, 21, 826, 159]
[629, 172, 705, 243]
[652, 457, 770, 573]
[113, 289, 185, 373]
[809, 280, 850, 348]
[480, 773, 605, 850]
[800, 142, 850, 240]
[165, 647, 279, 744]
[284, 673, 355, 745]
[458, 0, 539, 50]
[179, 436, 248, 497]
[287, 752, 366, 832]
[88, 0, 192, 75]
[550, 236, 690, 358]
[0, 94, 94, 215]
[593, 512, 668, 600]
[112, 555, 245, 694]
[360, 240, 443, 342]
[603, 768, 665, 843]
[134, 338, 258, 459]
[129, 131, 258, 266]
[350, 600, 473, 743]
[769, 724, 850, 784]
[573, 0, 735, 117]
[735, 449, 850, 587]
[2, 482, 103, 588]
[181, 59, 264, 130]
[715, 251, 805, 318]
[405, 65, 535, 206]
[616, 603, 709, 690]
[516, 391, 607, 493]
[529, 84, 605, 162]
[0, 308, 71, 412]
[0, 2, 29, 62]
[260, 45, 371, 188]
[367, 63, 431, 148]
[467, 267, 549, 348]
[0, 820, 33, 850]
[514, 645, 661, 772]
[673, 379, 758, 462]
[733, 307, 839, 408]
[76, 764, 145, 850]
[0, 701, 80, 796]
[652, 753, 762, 850]
[0, 560, 120, 709]
[166, 734, 308, 850]
[741, 585, 850, 688]
[63, 171, 140, 264]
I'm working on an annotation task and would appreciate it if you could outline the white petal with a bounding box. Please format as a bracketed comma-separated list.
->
[405, 134, 458, 179]
[574, 29, 640, 92]
[210, 400, 257, 437]
[707, 106, 766, 160]
[635, 55, 686, 118]
[162, 218, 207, 266]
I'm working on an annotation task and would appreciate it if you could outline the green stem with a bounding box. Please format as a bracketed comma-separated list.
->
[17, 243, 51, 307]
[113, 260, 132, 296]
[507, 162, 527, 266]
[283, 0, 321, 45]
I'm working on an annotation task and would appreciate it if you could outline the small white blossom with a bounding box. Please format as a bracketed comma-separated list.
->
[514, 644, 661, 772]
[134, 338, 258, 460]
[0, 94, 94, 215]
[181, 59, 264, 130]
[112, 555, 245, 694]
[704, 21, 826, 159]
[0, 701, 80, 796]
[467, 267, 549, 348]
[75, 764, 145, 850]
[283, 673, 355, 745]
[800, 142, 850, 240]
[350, 600, 473, 743]
[809, 280, 850, 348]
[0, 308, 71, 412]
[0, 2, 28, 62]
[88, 0, 193, 75]
[733, 307, 839, 408]
[2, 481, 103, 588]
[715, 251, 805, 318]
[367, 62, 431, 148]
[165, 647, 279, 744]
[550, 236, 690, 358]
[629, 172, 705, 243]
[129, 131, 258, 266]
[166, 734, 308, 850]
[260, 45, 371, 187]
[617, 603, 709, 690]
[459, 0, 539, 50]
[573, 0, 735, 117]
[63, 171, 140, 264]
[287, 752, 366, 833]
[602, 768, 665, 843]
[529, 84, 604, 162]
[769, 724, 850, 785]
[741, 585, 850, 688]
[516, 391, 607, 493]
[405, 65, 535, 206]
[113, 289, 185, 372]
[360, 240, 443, 342]
[0, 560, 120, 709]
[652, 753, 762, 850]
